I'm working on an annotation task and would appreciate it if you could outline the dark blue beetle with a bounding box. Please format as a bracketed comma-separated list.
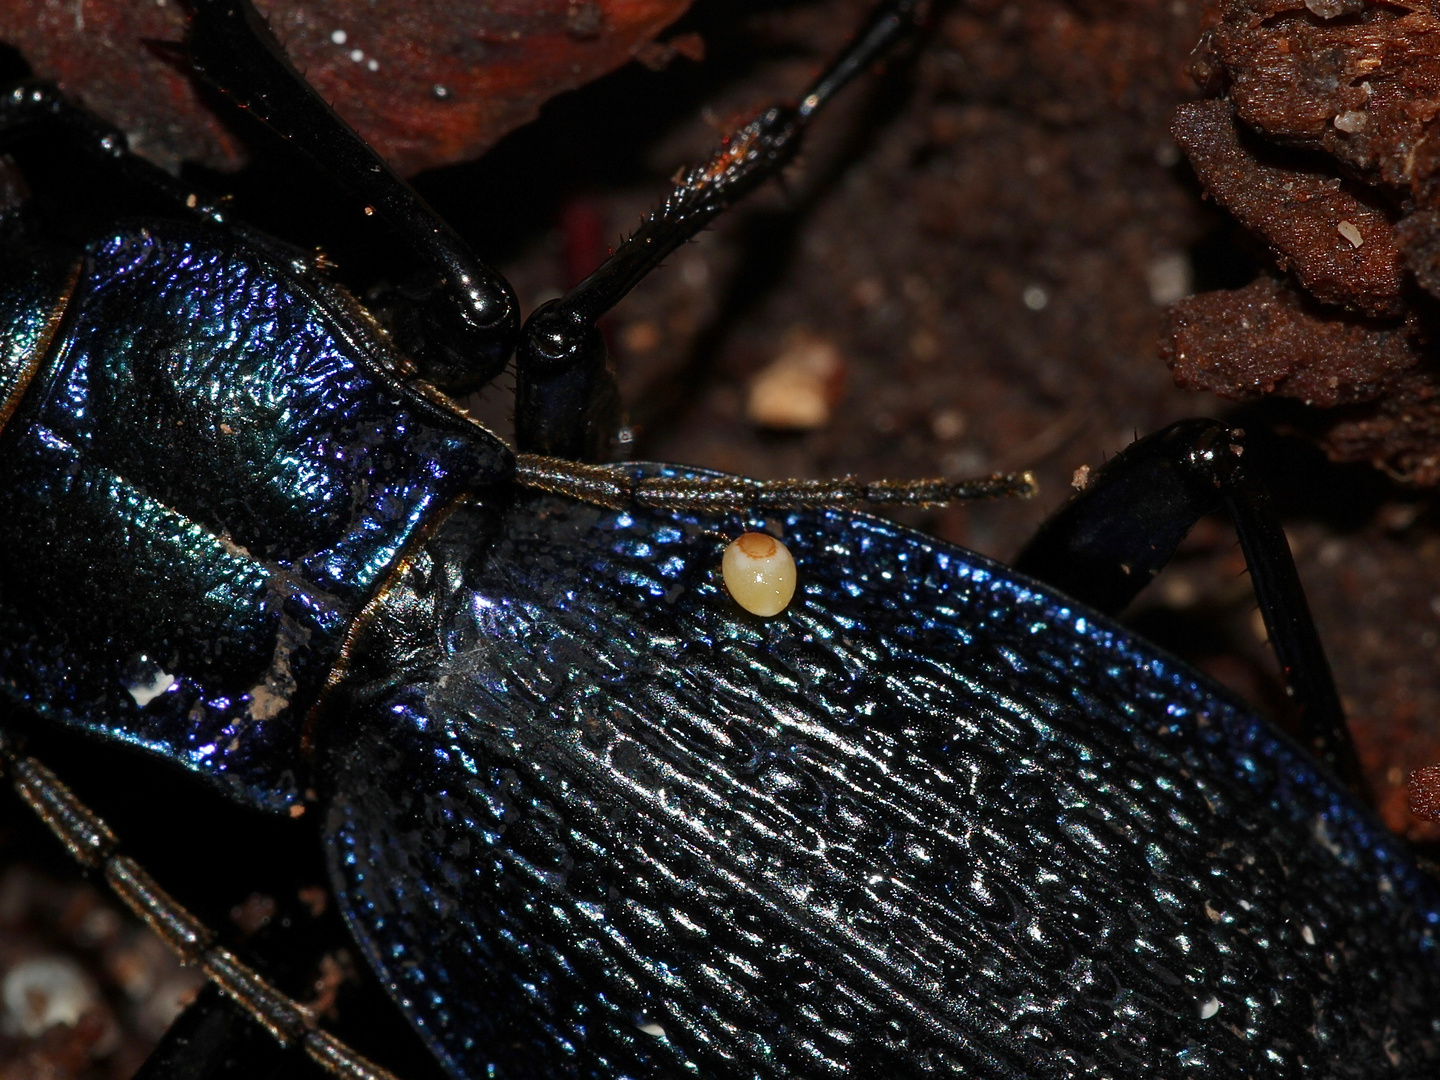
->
[0, 1, 1438, 1078]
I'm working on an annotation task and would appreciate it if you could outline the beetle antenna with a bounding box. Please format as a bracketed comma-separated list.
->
[513, 453, 1035, 513]
[0, 730, 403, 1080]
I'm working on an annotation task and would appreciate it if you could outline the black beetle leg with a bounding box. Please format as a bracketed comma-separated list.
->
[184, 0, 519, 394]
[514, 0, 927, 461]
[1014, 419, 1364, 796]
[0, 730, 403, 1080]
[133, 984, 297, 1080]
[0, 83, 226, 223]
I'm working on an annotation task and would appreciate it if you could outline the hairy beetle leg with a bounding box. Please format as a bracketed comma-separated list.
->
[514, 1, 929, 460]
[1016, 419, 1363, 796]
[0, 731, 403, 1080]
[0, 83, 225, 223]
[185, 0, 519, 393]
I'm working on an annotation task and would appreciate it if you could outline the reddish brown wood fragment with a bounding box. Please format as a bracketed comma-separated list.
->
[1163, 276, 1419, 406]
[0, 0, 693, 176]
[1314, 377, 1440, 486]
[1172, 99, 1404, 318]
[1407, 764, 1440, 822]
[1198, 1, 1440, 204]
[1162, 275, 1440, 482]
[1169, 2, 1440, 483]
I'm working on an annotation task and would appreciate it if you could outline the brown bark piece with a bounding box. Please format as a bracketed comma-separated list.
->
[1200, 0, 1440, 205]
[1408, 763, 1440, 821]
[1316, 372, 1440, 484]
[0, 0, 692, 176]
[1172, 98, 1404, 317]
[1170, 1, 1440, 485]
[1163, 274, 1419, 406]
[1163, 275, 1440, 481]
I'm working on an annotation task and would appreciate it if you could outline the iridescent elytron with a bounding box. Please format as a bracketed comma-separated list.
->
[0, 1, 1437, 1078]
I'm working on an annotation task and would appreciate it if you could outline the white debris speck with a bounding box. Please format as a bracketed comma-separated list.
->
[367, 58, 379, 71]
[745, 331, 845, 431]
[349, 48, 365, 63]
[1022, 284, 1049, 311]
[639, 1021, 666, 1038]
[1146, 251, 1193, 305]
[1198, 996, 1221, 1020]
[2, 957, 100, 1037]
[1305, 0, 1364, 18]
[1300, 923, 1316, 945]
[680, 256, 709, 289]
[126, 668, 177, 707]
[1337, 220, 1364, 248]
[1334, 110, 1367, 133]
[330, 29, 347, 45]
[1312, 814, 1344, 857]
[931, 409, 966, 441]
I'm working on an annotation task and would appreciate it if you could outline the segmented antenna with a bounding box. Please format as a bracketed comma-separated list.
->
[514, 454, 1037, 513]
[0, 732, 402, 1080]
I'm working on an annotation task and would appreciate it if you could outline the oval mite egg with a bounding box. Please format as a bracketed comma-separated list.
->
[722, 532, 797, 616]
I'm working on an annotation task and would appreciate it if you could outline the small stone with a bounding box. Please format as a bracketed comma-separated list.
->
[2, 956, 100, 1038]
[931, 409, 966, 441]
[1147, 252, 1193, 305]
[1333, 110, 1367, 133]
[909, 329, 939, 361]
[1304, 0, 1365, 18]
[620, 320, 661, 355]
[745, 331, 845, 431]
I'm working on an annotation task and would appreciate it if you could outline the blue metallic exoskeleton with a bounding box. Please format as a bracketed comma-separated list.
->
[0, 1, 1437, 1078]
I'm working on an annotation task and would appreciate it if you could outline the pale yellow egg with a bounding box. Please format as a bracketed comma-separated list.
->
[722, 532, 797, 616]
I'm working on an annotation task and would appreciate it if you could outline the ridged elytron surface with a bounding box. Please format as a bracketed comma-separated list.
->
[327, 474, 1440, 1080]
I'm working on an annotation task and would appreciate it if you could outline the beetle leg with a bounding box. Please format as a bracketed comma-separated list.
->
[1014, 418, 1364, 796]
[132, 984, 297, 1080]
[513, 0, 927, 461]
[0, 83, 226, 224]
[184, 0, 519, 394]
[0, 731, 404, 1080]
